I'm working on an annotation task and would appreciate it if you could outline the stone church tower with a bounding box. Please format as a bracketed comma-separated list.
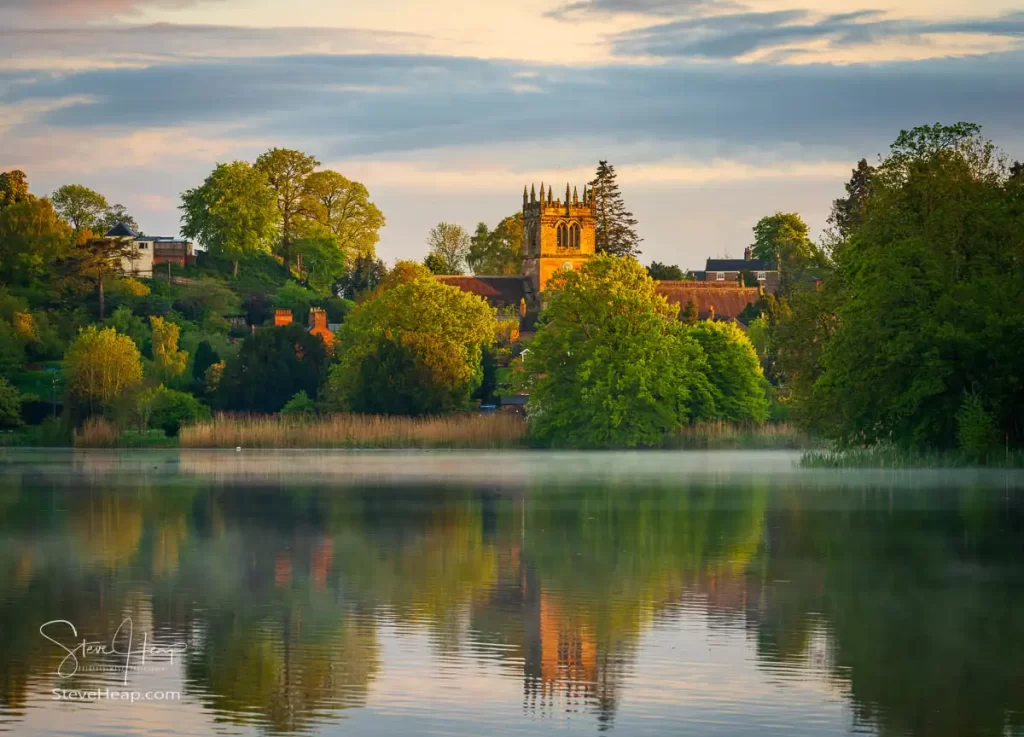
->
[522, 182, 597, 293]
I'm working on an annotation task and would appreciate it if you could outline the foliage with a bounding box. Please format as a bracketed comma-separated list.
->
[254, 148, 319, 270]
[467, 214, 522, 275]
[115, 277, 150, 298]
[747, 316, 769, 357]
[105, 305, 150, 350]
[63, 325, 143, 415]
[828, 158, 875, 244]
[0, 170, 31, 208]
[367, 260, 432, 300]
[955, 392, 997, 456]
[293, 232, 345, 296]
[324, 278, 497, 415]
[0, 197, 72, 285]
[681, 299, 698, 325]
[148, 385, 210, 436]
[803, 122, 1024, 448]
[192, 340, 221, 383]
[337, 254, 386, 299]
[526, 255, 712, 447]
[590, 161, 641, 257]
[0, 377, 22, 428]
[51, 184, 108, 231]
[647, 261, 685, 280]
[150, 316, 189, 381]
[425, 222, 470, 275]
[272, 281, 320, 325]
[180, 161, 278, 277]
[301, 169, 385, 262]
[216, 323, 328, 413]
[687, 320, 769, 423]
[281, 390, 317, 416]
[0, 319, 25, 378]
[96, 203, 141, 235]
[172, 277, 241, 322]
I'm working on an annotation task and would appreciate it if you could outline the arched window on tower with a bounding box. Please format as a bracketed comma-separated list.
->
[569, 222, 581, 249]
[556, 222, 568, 249]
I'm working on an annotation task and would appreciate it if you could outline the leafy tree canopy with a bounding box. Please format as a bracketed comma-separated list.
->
[0, 197, 72, 285]
[646, 261, 686, 280]
[425, 222, 470, 275]
[52, 184, 108, 232]
[63, 325, 143, 415]
[301, 169, 384, 262]
[687, 320, 768, 423]
[467, 214, 522, 275]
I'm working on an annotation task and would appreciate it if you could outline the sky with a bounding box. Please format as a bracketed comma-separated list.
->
[1, 0, 1022, 269]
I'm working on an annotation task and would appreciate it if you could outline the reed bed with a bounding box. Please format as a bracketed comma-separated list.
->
[801, 444, 1024, 469]
[179, 412, 529, 449]
[668, 420, 810, 450]
[73, 416, 120, 448]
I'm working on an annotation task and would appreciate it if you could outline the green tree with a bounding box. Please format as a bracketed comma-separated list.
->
[216, 323, 328, 412]
[293, 231, 346, 296]
[150, 316, 188, 381]
[425, 222, 470, 275]
[0, 377, 21, 428]
[0, 319, 25, 378]
[281, 390, 317, 416]
[681, 299, 699, 325]
[590, 161, 641, 257]
[302, 169, 385, 262]
[0, 197, 72, 286]
[254, 148, 319, 273]
[0, 170, 31, 208]
[808, 122, 1024, 447]
[324, 278, 497, 415]
[52, 184, 108, 232]
[97, 204, 141, 235]
[272, 281, 320, 324]
[338, 255, 386, 299]
[148, 386, 209, 436]
[192, 340, 221, 383]
[828, 158, 875, 243]
[467, 214, 522, 275]
[751, 212, 813, 266]
[63, 326, 143, 415]
[366, 260, 432, 301]
[180, 161, 278, 278]
[646, 261, 685, 280]
[526, 255, 712, 447]
[59, 228, 132, 320]
[687, 320, 768, 423]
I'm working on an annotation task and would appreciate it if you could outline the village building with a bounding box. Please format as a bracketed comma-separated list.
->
[106, 223, 195, 278]
[690, 248, 779, 291]
[274, 307, 339, 350]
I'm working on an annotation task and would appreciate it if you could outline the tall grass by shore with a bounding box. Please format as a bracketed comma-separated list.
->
[178, 412, 528, 449]
[801, 444, 1024, 469]
[668, 420, 809, 450]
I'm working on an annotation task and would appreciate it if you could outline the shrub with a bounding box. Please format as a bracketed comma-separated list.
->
[281, 390, 317, 416]
[0, 377, 22, 428]
[149, 387, 210, 436]
[956, 392, 997, 456]
[687, 320, 769, 423]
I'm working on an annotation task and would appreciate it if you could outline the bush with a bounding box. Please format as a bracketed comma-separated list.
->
[143, 385, 210, 436]
[281, 390, 317, 416]
[0, 377, 23, 428]
[687, 320, 769, 423]
[956, 392, 997, 456]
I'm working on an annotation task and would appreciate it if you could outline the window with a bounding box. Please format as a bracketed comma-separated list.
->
[568, 222, 580, 249]
[715, 272, 725, 281]
[756, 271, 766, 281]
[138, 243, 148, 250]
[556, 222, 568, 248]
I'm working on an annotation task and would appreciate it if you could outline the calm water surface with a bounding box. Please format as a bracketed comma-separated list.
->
[1, 449, 1022, 737]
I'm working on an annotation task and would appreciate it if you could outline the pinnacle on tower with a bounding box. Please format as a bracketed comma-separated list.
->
[573, 186, 578, 204]
[539, 182, 544, 205]
[523, 185, 528, 206]
[582, 184, 588, 204]
[565, 183, 571, 204]
[547, 185, 553, 203]
[530, 183, 536, 203]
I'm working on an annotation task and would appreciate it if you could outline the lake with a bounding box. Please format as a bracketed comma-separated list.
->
[1, 449, 1022, 737]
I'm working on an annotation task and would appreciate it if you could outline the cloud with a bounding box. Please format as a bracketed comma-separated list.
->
[0, 0, 217, 22]
[613, 9, 1024, 59]
[546, 0, 735, 20]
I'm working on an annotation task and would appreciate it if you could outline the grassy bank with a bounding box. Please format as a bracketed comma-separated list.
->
[801, 444, 1024, 469]
[669, 421, 810, 450]
[178, 413, 528, 449]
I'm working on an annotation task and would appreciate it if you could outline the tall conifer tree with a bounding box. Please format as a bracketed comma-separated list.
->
[589, 160, 641, 257]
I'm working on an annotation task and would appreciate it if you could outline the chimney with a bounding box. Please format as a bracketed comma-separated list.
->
[309, 307, 327, 331]
[274, 309, 293, 327]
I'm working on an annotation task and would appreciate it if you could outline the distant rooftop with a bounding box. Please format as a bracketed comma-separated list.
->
[105, 222, 137, 238]
[705, 258, 777, 272]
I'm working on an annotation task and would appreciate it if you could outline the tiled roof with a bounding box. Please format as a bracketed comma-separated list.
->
[105, 222, 138, 238]
[705, 259, 777, 272]
[656, 282, 760, 320]
[435, 275, 530, 304]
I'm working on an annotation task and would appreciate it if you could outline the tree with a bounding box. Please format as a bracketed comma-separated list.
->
[751, 212, 813, 266]
[302, 170, 385, 262]
[52, 184, 109, 232]
[805, 122, 1024, 448]
[324, 278, 497, 415]
[367, 260, 432, 300]
[97, 204, 141, 235]
[150, 316, 188, 381]
[0, 377, 21, 428]
[0, 170, 31, 208]
[1010, 161, 1024, 182]
[180, 161, 278, 277]
[58, 228, 132, 320]
[526, 255, 713, 447]
[0, 197, 72, 285]
[254, 148, 319, 273]
[590, 161, 641, 257]
[63, 326, 143, 415]
[281, 390, 317, 416]
[688, 320, 768, 423]
[216, 323, 328, 412]
[828, 159, 875, 243]
[681, 299, 699, 325]
[192, 340, 221, 383]
[148, 386, 209, 436]
[425, 222, 470, 275]
[646, 261, 685, 280]
[293, 231, 345, 296]
[337, 255, 386, 300]
[467, 214, 522, 275]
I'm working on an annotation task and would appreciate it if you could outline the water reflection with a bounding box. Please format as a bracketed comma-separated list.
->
[0, 450, 1022, 736]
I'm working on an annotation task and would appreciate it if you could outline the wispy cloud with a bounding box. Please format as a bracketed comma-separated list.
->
[0, 0, 219, 23]
[546, 0, 735, 20]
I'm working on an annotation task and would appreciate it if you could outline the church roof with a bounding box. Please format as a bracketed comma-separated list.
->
[656, 282, 760, 321]
[105, 222, 138, 238]
[435, 275, 530, 305]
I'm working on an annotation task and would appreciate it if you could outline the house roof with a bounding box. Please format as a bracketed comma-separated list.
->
[435, 275, 530, 304]
[705, 258, 777, 272]
[656, 282, 760, 321]
[105, 222, 138, 238]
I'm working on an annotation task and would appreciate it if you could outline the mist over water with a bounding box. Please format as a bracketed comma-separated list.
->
[1, 450, 1022, 736]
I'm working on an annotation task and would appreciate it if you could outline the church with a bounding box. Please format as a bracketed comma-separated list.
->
[437, 182, 761, 337]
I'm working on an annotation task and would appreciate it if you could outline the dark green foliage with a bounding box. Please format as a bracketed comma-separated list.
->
[192, 341, 221, 383]
[0, 377, 23, 428]
[472, 347, 498, 405]
[0, 319, 25, 379]
[681, 300, 699, 325]
[829, 158, 875, 242]
[149, 387, 210, 436]
[647, 261, 685, 280]
[325, 297, 355, 324]
[337, 255, 385, 299]
[241, 293, 273, 326]
[216, 323, 328, 413]
[272, 281, 319, 325]
[955, 392, 997, 456]
[347, 337, 473, 416]
[281, 390, 317, 416]
[738, 269, 758, 288]
[737, 302, 761, 325]
[590, 161, 641, 257]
